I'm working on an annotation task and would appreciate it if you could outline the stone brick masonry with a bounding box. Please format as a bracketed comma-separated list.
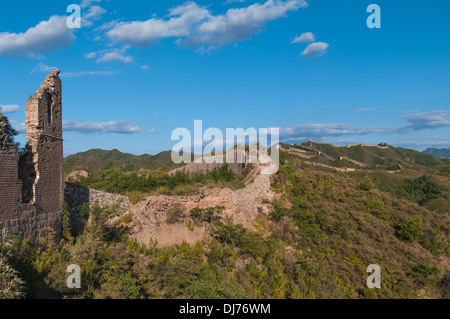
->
[0, 70, 64, 240]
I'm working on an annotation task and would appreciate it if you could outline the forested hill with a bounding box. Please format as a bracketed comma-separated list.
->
[64, 148, 178, 175]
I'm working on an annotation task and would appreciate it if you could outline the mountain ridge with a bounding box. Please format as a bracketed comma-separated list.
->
[64, 141, 450, 176]
[423, 148, 450, 158]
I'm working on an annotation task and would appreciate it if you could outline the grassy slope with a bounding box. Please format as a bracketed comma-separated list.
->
[269, 153, 449, 298]
[64, 149, 178, 175]
[7, 149, 448, 299]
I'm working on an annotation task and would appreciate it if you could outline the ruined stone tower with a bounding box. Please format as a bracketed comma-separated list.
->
[24, 69, 64, 214]
[0, 70, 63, 240]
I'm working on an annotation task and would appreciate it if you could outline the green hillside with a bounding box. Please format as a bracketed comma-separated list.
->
[296, 141, 450, 169]
[5, 143, 449, 299]
[64, 149, 179, 175]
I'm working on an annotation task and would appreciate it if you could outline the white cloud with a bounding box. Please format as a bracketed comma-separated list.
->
[281, 123, 372, 139]
[9, 120, 26, 134]
[292, 32, 315, 43]
[106, 2, 211, 46]
[60, 71, 119, 78]
[85, 52, 97, 59]
[106, 0, 307, 49]
[0, 16, 75, 58]
[30, 63, 119, 78]
[0, 105, 20, 113]
[85, 5, 107, 19]
[148, 128, 157, 133]
[63, 120, 141, 134]
[80, 0, 102, 9]
[280, 110, 450, 141]
[354, 108, 375, 113]
[390, 136, 450, 150]
[83, 5, 107, 27]
[141, 65, 150, 70]
[30, 63, 59, 74]
[10, 119, 141, 135]
[400, 110, 450, 133]
[97, 51, 133, 63]
[224, 0, 247, 5]
[186, 0, 307, 47]
[301, 41, 329, 58]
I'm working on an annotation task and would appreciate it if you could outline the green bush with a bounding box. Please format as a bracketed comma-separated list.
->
[126, 190, 144, 204]
[190, 207, 224, 223]
[359, 178, 374, 191]
[188, 278, 248, 299]
[0, 232, 25, 299]
[403, 175, 447, 206]
[212, 220, 247, 247]
[410, 264, 441, 285]
[395, 217, 423, 242]
[239, 231, 268, 259]
[0, 258, 25, 299]
[270, 200, 286, 221]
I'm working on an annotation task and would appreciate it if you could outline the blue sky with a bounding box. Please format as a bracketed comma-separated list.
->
[0, 0, 449, 156]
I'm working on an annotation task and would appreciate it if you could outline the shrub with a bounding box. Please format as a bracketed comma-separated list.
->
[212, 220, 247, 247]
[166, 203, 184, 224]
[188, 279, 248, 299]
[403, 175, 447, 206]
[410, 264, 441, 285]
[126, 190, 144, 204]
[0, 231, 25, 299]
[395, 217, 423, 242]
[121, 214, 132, 225]
[186, 220, 194, 231]
[118, 273, 141, 299]
[270, 200, 286, 221]
[88, 203, 122, 242]
[0, 258, 25, 299]
[359, 178, 374, 191]
[239, 231, 268, 259]
[190, 207, 224, 223]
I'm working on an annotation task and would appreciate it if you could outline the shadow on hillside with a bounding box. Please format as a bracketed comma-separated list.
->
[64, 182, 90, 236]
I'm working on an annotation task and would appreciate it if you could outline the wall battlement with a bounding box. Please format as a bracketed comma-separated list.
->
[0, 70, 64, 240]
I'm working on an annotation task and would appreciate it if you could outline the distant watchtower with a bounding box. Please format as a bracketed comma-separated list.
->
[24, 69, 64, 216]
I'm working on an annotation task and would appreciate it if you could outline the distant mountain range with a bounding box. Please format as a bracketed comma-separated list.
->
[423, 148, 450, 158]
[280, 141, 450, 169]
[64, 142, 450, 176]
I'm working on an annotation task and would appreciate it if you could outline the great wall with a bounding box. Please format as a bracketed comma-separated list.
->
[0, 71, 275, 246]
[0, 71, 389, 245]
[0, 70, 64, 240]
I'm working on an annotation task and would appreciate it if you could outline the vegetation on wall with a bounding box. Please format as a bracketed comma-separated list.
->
[77, 165, 245, 197]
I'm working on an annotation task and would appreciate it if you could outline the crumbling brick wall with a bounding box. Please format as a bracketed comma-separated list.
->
[0, 70, 64, 240]
[0, 115, 22, 221]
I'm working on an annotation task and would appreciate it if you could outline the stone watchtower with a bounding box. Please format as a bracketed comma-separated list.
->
[24, 69, 64, 217]
[0, 70, 64, 240]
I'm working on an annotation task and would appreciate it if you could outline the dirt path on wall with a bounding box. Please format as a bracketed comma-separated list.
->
[126, 165, 275, 247]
